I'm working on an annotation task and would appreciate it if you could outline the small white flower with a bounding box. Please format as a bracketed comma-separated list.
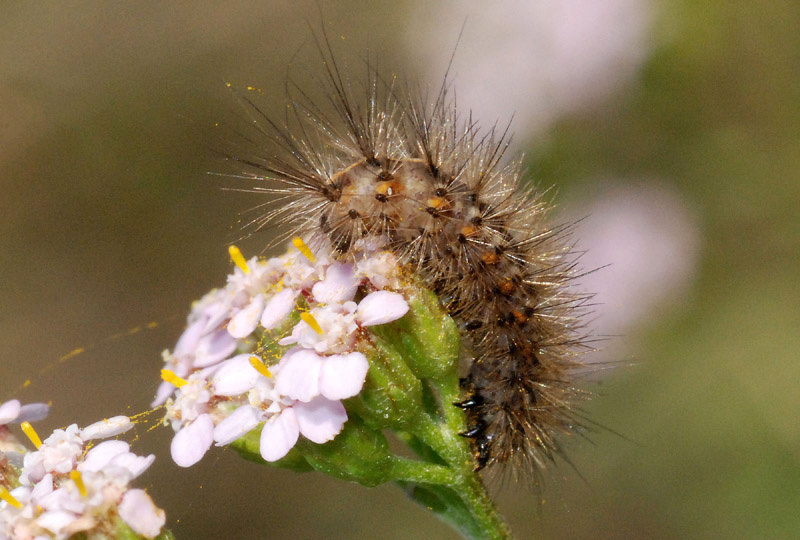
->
[281, 251, 323, 290]
[275, 348, 324, 402]
[80, 416, 133, 441]
[260, 288, 298, 330]
[79, 440, 154, 480]
[355, 251, 400, 289]
[172, 318, 206, 359]
[212, 353, 262, 397]
[276, 349, 369, 403]
[259, 397, 347, 462]
[228, 293, 267, 338]
[213, 405, 263, 446]
[192, 329, 237, 368]
[279, 303, 358, 353]
[318, 352, 371, 401]
[312, 262, 360, 303]
[356, 291, 409, 326]
[20, 425, 84, 485]
[227, 256, 282, 297]
[170, 413, 214, 468]
[166, 374, 211, 430]
[293, 397, 348, 444]
[118, 489, 166, 539]
[259, 406, 300, 462]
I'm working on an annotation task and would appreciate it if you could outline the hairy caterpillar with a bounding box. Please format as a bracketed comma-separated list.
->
[222, 35, 593, 477]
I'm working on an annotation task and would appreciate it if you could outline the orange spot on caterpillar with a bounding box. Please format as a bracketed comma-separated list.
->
[497, 279, 515, 296]
[375, 180, 403, 196]
[426, 196, 450, 210]
[511, 309, 528, 324]
[482, 251, 501, 265]
[460, 225, 479, 237]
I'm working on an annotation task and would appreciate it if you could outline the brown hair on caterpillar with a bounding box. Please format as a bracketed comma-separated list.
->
[221, 31, 595, 478]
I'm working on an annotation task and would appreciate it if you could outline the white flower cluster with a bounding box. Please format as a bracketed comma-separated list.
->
[154, 239, 409, 467]
[0, 403, 165, 540]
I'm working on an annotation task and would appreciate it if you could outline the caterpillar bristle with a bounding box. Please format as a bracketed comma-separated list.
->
[222, 34, 594, 479]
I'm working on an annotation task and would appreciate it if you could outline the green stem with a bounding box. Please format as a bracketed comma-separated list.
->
[388, 456, 512, 540]
[394, 374, 513, 540]
[451, 474, 513, 540]
[389, 457, 457, 485]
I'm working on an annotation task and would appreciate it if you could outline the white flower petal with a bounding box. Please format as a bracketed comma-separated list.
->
[37, 510, 80, 535]
[277, 334, 298, 346]
[170, 414, 214, 467]
[356, 291, 409, 326]
[228, 294, 266, 338]
[173, 319, 206, 357]
[312, 262, 359, 303]
[80, 416, 133, 440]
[259, 408, 299, 462]
[200, 301, 231, 335]
[151, 381, 176, 407]
[18, 402, 49, 423]
[193, 329, 237, 368]
[119, 489, 166, 539]
[214, 405, 262, 446]
[109, 452, 156, 479]
[294, 397, 347, 444]
[260, 289, 298, 330]
[275, 349, 323, 402]
[319, 352, 369, 400]
[32, 473, 54, 498]
[38, 485, 84, 513]
[212, 353, 262, 396]
[81, 440, 130, 472]
[0, 399, 21, 424]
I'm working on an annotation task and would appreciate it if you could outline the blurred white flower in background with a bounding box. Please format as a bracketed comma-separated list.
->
[406, 0, 655, 140]
[408, 0, 697, 359]
[565, 181, 701, 353]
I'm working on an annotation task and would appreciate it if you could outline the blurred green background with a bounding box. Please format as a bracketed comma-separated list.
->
[1, 1, 798, 539]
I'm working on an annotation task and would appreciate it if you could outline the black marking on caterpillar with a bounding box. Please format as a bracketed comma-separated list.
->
[221, 30, 595, 478]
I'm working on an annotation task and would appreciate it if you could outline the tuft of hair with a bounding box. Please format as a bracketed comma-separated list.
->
[220, 32, 596, 480]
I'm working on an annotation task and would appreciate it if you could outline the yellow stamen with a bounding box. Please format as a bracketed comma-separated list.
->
[228, 245, 250, 274]
[249, 356, 272, 378]
[300, 312, 324, 335]
[20, 421, 42, 449]
[161, 369, 188, 388]
[70, 470, 88, 498]
[0, 487, 23, 509]
[291, 237, 316, 263]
